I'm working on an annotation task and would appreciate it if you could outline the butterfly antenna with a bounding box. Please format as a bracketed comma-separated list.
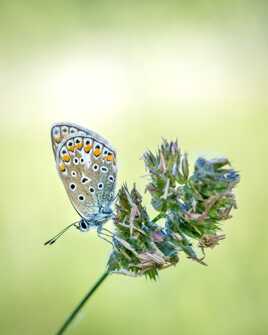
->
[44, 222, 79, 246]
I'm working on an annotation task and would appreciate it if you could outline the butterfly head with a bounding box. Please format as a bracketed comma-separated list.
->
[79, 207, 114, 232]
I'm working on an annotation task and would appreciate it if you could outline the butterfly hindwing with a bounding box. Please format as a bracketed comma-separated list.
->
[55, 132, 117, 219]
[51, 122, 90, 158]
[51, 122, 115, 159]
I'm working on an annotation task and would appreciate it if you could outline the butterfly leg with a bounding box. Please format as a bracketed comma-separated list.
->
[102, 226, 114, 235]
[96, 225, 113, 245]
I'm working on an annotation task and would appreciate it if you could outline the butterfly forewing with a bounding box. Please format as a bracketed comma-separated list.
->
[55, 132, 117, 220]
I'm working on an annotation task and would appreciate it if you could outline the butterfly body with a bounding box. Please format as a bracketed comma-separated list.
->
[47, 122, 117, 242]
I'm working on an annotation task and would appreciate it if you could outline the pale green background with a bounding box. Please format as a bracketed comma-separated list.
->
[0, 1, 267, 334]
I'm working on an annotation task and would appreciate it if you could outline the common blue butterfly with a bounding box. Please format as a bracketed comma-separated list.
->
[45, 122, 117, 245]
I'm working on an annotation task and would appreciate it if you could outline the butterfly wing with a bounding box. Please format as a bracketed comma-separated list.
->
[54, 130, 117, 219]
[51, 122, 91, 159]
[51, 122, 115, 159]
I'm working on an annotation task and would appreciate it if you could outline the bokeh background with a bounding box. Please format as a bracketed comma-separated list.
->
[0, 1, 267, 334]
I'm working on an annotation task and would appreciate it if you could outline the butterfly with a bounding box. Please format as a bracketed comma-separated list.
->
[45, 122, 117, 245]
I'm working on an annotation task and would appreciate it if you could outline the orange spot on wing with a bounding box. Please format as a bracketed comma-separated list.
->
[67, 145, 75, 152]
[84, 144, 92, 153]
[63, 154, 70, 162]
[59, 162, 66, 172]
[75, 143, 83, 150]
[106, 153, 113, 161]
[93, 148, 102, 157]
[54, 135, 61, 143]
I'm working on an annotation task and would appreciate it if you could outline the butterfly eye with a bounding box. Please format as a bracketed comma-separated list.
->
[89, 187, 95, 194]
[80, 220, 89, 230]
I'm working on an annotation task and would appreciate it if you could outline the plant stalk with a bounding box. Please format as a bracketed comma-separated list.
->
[56, 270, 110, 335]
[152, 213, 165, 223]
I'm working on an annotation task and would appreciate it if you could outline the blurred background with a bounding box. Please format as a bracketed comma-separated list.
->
[0, 1, 267, 334]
